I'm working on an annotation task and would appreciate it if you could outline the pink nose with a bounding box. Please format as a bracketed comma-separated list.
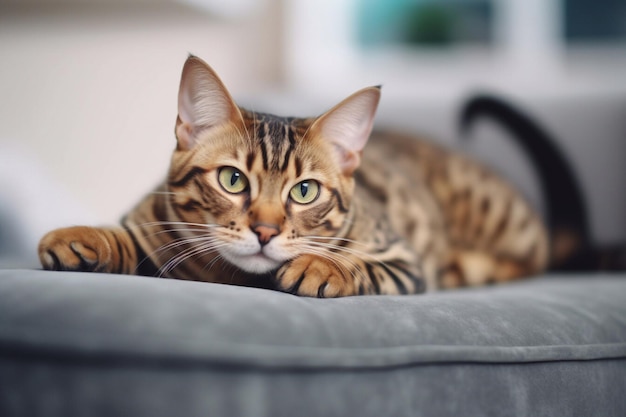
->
[251, 223, 280, 245]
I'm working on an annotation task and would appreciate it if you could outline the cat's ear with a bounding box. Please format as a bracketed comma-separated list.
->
[310, 86, 381, 175]
[175, 55, 242, 150]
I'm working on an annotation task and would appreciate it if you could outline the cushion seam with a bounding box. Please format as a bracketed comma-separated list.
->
[1, 336, 625, 370]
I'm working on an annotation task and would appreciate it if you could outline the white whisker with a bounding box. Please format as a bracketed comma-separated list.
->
[132, 221, 221, 230]
[301, 246, 364, 284]
[297, 243, 362, 280]
[147, 228, 219, 239]
[302, 234, 369, 248]
[300, 238, 383, 263]
[158, 241, 229, 278]
[137, 234, 222, 275]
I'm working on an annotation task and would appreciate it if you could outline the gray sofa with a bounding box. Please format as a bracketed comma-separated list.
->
[1, 269, 625, 417]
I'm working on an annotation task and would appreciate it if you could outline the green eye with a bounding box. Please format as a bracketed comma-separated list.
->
[290, 180, 320, 204]
[218, 167, 249, 194]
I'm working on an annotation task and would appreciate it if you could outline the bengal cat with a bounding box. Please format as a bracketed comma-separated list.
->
[38, 55, 552, 297]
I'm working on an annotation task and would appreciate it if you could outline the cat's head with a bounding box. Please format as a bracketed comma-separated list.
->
[167, 55, 380, 274]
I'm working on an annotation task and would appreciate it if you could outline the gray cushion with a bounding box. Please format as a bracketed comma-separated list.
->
[1, 269, 625, 417]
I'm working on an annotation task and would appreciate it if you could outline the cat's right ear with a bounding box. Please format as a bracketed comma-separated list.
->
[175, 55, 242, 150]
[308, 86, 381, 175]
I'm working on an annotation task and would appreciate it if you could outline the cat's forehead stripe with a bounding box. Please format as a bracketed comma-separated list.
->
[280, 124, 295, 173]
[250, 111, 299, 174]
[267, 120, 285, 171]
[258, 128, 269, 170]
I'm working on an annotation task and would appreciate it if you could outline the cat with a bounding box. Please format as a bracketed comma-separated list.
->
[38, 55, 555, 297]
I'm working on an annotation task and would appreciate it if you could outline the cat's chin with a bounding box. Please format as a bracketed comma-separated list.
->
[222, 251, 283, 274]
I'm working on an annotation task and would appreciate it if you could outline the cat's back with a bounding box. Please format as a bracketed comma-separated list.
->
[360, 129, 509, 195]
[359, 130, 449, 186]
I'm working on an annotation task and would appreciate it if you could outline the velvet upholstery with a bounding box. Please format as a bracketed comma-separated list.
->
[1, 269, 625, 416]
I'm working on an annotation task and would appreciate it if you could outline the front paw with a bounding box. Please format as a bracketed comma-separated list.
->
[276, 255, 354, 298]
[38, 226, 112, 272]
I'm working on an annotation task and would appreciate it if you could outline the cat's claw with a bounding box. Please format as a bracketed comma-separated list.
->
[38, 226, 112, 272]
[276, 255, 351, 298]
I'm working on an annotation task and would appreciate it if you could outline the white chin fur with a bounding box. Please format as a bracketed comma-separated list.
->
[218, 247, 285, 274]
[234, 254, 283, 274]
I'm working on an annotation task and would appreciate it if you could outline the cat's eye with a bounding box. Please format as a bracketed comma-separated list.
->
[218, 167, 249, 194]
[289, 180, 320, 205]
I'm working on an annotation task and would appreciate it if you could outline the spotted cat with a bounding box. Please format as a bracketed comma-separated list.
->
[39, 55, 554, 297]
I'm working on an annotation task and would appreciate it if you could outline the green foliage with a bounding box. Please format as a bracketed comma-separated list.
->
[403, 3, 456, 46]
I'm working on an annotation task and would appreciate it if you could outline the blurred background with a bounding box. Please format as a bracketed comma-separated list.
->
[1, 0, 625, 266]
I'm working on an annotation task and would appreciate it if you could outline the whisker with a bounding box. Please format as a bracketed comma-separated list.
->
[130, 222, 222, 241]
[158, 241, 229, 278]
[203, 252, 225, 274]
[300, 239, 383, 263]
[295, 239, 383, 287]
[299, 243, 362, 273]
[136, 235, 222, 275]
[302, 235, 369, 248]
[298, 245, 364, 284]
[146, 228, 218, 239]
[155, 235, 221, 252]
[131, 221, 222, 230]
[296, 246, 347, 273]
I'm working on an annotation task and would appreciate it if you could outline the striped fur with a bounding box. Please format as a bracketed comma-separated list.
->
[38, 56, 549, 297]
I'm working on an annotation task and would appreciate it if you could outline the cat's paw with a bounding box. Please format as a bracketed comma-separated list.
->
[276, 255, 353, 297]
[38, 226, 112, 272]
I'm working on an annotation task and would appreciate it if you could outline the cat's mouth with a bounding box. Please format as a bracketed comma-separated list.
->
[216, 231, 293, 274]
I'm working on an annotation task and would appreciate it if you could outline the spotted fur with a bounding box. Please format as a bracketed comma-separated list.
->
[39, 56, 550, 297]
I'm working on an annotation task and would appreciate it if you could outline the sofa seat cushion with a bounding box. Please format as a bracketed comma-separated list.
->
[1, 269, 625, 416]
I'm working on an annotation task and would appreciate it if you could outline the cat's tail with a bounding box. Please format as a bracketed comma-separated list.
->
[458, 94, 625, 271]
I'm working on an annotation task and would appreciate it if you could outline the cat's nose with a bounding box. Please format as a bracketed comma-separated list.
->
[251, 223, 280, 246]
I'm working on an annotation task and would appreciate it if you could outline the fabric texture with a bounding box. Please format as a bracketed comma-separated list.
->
[1, 269, 625, 417]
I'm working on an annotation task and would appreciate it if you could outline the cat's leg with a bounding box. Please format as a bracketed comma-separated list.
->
[275, 249, 425, 297]
[438, 249, 537, 289]
[437, 190, 550, 288]
[38, 226, 139, 274]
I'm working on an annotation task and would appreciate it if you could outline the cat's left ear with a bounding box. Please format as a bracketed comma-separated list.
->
[309, 86, 381, 175]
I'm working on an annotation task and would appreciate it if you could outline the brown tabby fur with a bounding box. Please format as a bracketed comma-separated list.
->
[38, 56, 549, 297]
